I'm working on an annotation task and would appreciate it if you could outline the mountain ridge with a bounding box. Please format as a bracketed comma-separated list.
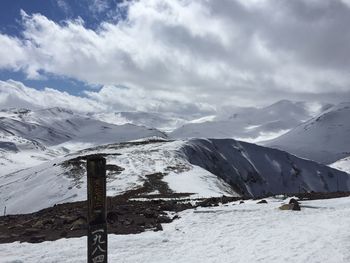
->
[265, 102, 350, 164]
[1, 138, 348, 215]
[170, 100, 331, 142]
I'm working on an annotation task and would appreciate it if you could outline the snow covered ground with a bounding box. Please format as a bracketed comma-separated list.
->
[1, 196, 350, 263]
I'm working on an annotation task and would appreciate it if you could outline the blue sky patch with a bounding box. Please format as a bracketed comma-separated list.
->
[0, 0, 127, 94]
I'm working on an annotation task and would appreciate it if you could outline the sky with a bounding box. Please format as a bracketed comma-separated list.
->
[0, 0, 350, 116]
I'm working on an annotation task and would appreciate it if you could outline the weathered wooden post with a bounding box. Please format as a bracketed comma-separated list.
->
[87, 156, 107, 263]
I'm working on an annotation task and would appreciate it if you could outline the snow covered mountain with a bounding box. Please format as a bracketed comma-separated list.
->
[91, 111, 187, 132]
[0, 107, 167, 174]
[330, 156, 350, 174]
[265, 102, 350, 164]
[1, 138, 348, 215]
[170, 100, 331, 142]
[182, 139, 349, 196]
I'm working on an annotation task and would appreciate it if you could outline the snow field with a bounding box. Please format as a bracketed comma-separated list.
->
[1, 197, 350, 263]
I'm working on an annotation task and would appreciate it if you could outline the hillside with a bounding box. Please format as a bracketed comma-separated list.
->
[0, 107, 166, 174]
[1, 138, 348, 215]
[170, 100, 330, 142]
[182, 139, 349, 196]
[265, 102, 350, 164]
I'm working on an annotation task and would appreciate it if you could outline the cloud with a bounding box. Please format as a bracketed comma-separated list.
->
[56, 0, 71, 15]
[0, 0, 350, 109]
[0, 35, 27, 70]
[88, 0, 110, 15]
[0, 80, 214, 117]
[0, 80, 105, 112]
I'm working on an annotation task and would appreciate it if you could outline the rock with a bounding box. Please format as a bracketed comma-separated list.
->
[24, 228, 40, 236]
[134, 217, 145, 226]
[43, 219, 54, 225]
[200, 198, 219, 207]
[279, 204, 292, 210]
[160, 202, 176, 211]
[53, 219, 64, 230]
[60, 231, 68, 237]
[279, 199, 301, 211]
[124, 219, 133, 226]
[257, 200, 268, 204]
[32, 220, 44, 228]
[59, 215, 77, 224]
[289, 198, 301, 211]
[0, 234, 10, 239]
[154, 224, 163, 231]
[239, 201, 244, 204]
[30, 235, 46, 243]
[118, 205, 130, 212]
[145, 223, 153, 229]
[70, 217, 87, 230]
[157, 215, 172, 224]
[144, 208, 156, 218]
[107, 211, 118, 223]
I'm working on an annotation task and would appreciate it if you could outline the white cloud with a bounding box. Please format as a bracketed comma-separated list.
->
[89, 0, 110, 15]
[0, 0, 350, 109]
[0, 80, 105, 113]
[0, 35, 27, 70]
[0, 80, 214, 117]
[56, 0, 71, 15]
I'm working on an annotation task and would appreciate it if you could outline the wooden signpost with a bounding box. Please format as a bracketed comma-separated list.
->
[87, 156, 107, 263]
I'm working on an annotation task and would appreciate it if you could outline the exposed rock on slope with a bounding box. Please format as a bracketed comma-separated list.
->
[182, 138, 349, 197]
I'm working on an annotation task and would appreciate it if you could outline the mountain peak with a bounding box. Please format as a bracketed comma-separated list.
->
[265, 102, 350, 164]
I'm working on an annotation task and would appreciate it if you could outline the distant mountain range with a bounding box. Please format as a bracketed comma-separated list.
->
[90, 111, 187, 132]
[1, 100, 349, 215]
[0, 107, 166, 174]
[170, 100, 332, 142]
